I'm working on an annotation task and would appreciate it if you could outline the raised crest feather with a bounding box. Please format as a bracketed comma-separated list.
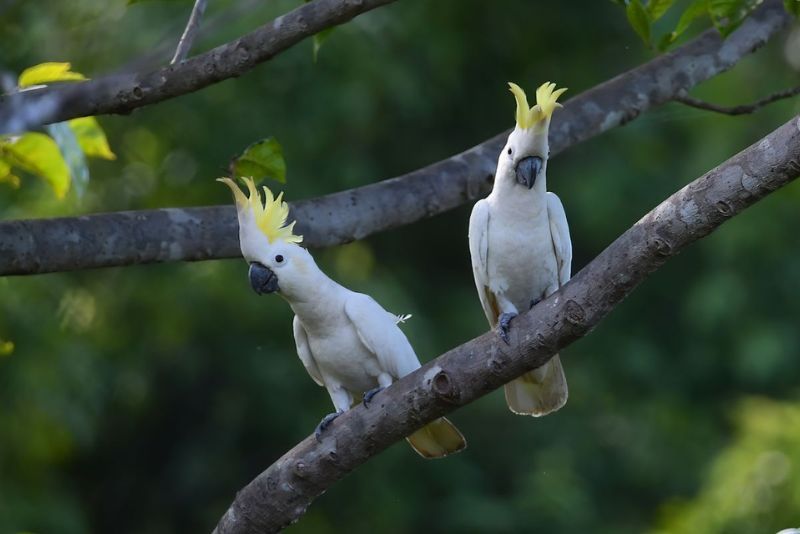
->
[508, 81, 567, 129]
[217, 177, 303, 245]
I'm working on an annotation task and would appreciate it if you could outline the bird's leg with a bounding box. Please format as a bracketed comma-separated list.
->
[498, 312, 518, 345]
[363, 373, 393, 408]
[529, 297, 542, 309]
[362, 386, 385, 408]
[315, 410, 344, 441]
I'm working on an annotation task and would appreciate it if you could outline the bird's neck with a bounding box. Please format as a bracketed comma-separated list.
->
[281, 263, 345, 326]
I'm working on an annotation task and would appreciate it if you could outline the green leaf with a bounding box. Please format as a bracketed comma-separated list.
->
[0, 338, 13, 357]
[647, 0, 676, 21]
[786, 0, 800, 17]
[18, 62, 86, 88]
[658, 0, 708, 50]
[626, 0, 652, 46]
[230, 137, 286, 184]
[313, 28, 334, 62]
[0, 158, 21, 189]
[68, 117, 116, 160]
[0, 133, 71, 198]
[708, 0, 760, 36]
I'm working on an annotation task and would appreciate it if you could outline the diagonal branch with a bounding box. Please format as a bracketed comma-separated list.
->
[212, 115, 800, 534]
[676, 85, 800, 115]
[0, 0, 397, 134]
[0, 0, 790, 277]
[171, 0, 209, 64]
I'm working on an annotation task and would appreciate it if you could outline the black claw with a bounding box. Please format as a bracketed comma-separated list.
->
[363, 386, 385, 408]
[497, 312, 517, 345]
[529, 298, 542, 310]
[314, 411, 343, 441]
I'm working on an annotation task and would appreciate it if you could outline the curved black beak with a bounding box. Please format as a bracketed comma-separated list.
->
[515, 156, 543, 189]
[248, 262, 279, 295]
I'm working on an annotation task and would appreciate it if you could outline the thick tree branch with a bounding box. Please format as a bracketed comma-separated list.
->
[213, 116, 800, 534]
[171, 0, 209, 64]
[676, 85, 800, 115]
[0, 0, 396, 134]
[0, 0, 790, 277]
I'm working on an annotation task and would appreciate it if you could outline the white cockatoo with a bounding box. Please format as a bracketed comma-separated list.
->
[219, 177, 466, 459]
[468, 82, 572, 416]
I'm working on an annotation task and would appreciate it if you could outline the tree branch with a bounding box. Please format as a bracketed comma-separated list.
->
[0, 0, 396, 134]
[676, 85, 800, 115]
[170, 0, 208, 64]
[212, 115, 800, 534]
[0, 0, 790, 277]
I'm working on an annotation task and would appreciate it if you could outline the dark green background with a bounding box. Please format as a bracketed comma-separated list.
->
[1, 1, 800, 532]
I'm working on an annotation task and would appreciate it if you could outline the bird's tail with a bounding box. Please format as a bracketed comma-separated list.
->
[406, 417, 467, 459]
[504, 354, 568, 416]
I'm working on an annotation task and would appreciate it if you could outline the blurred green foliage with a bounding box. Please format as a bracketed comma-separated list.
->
[1, 1, 799, 533]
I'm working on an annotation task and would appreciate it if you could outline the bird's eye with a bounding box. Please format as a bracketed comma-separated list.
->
[507, 148, 512, 155]
[275, 255, 284, 263]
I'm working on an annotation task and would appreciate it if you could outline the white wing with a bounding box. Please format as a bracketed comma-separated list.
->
[292, 315, 324, 386]
[468, 199, 500, 325]
[344, 293, 421, 379]
[546, 192, 572, 287]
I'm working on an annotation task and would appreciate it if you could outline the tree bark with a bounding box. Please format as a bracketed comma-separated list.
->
[0, 0, 789, 277]
[213, 115, 800, 534]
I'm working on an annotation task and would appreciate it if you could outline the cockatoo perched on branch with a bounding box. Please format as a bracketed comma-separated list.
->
[468, 82, 572, 416]
[219, 177, 466, 459]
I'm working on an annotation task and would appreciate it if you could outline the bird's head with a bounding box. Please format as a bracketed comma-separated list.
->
[218, 177, 313, 298]
[499, 81, 566, 190]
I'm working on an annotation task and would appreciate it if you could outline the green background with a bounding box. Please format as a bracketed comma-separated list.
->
[1, 1, 800, 532]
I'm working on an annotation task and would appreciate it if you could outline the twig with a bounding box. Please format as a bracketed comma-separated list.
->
[212, 116, 800, 533]
[170, 0, 208, 64]
[0, 0, 397, 134]
[0, 0, 791, 276]
[675, 85, 800, 115]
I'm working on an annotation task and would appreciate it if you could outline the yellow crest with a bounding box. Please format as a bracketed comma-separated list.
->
[217, 177, 303, 245]
[508, 81, 567, 129]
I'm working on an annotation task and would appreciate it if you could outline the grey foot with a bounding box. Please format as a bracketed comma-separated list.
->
[529, 297, 542, 310]
[498, 312, 518, 345]
[363, 386, 385, 408]
[314, 411, 343, 441]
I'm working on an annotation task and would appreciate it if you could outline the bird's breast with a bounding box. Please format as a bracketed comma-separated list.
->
[487, 206, 558, 309]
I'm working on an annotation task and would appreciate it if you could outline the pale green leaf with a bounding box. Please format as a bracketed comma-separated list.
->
[626, 0, 652, 46]
[0, 133, 71, 198]
[313, 28, 335, 62]
[68, 117, 116, 160]
[647, 0, 676, 21]
[18, 62, 86, 88]
[230, 137, 286, 184]
[786, 0, 800, 17]
[658, 0, 708, 50]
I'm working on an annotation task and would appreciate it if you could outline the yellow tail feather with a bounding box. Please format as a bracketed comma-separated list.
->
[406, 417, 467, 459]
[504, 354, 568, 416]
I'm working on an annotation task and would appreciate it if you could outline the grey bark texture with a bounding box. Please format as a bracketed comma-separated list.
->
[213, 115, 800, 534]
[0, 0, 396, 134]
[0, 0, 790, 277]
